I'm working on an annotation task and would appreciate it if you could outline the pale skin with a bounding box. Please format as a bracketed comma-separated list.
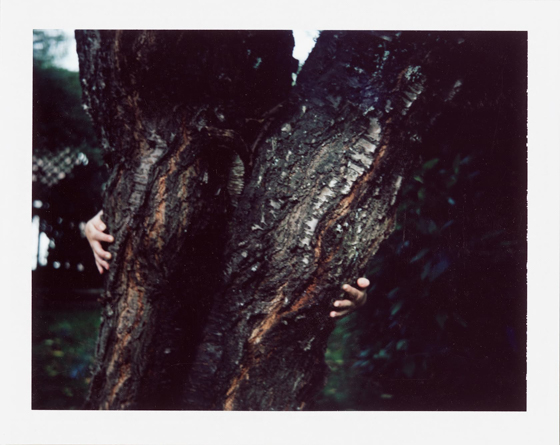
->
[85, 210, 369, 318]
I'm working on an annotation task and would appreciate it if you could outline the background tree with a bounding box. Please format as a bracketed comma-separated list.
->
[75, 30, 526, 410]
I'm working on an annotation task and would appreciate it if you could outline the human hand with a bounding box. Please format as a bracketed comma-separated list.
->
[330, 277, 370, 318]
[85, 210, 114, 274]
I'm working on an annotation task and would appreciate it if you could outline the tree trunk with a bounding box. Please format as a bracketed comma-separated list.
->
[77, 30, 471, 410]
[76, 30, 297, 409]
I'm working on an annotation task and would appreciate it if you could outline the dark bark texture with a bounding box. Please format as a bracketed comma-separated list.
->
[76, 30, 485, 410]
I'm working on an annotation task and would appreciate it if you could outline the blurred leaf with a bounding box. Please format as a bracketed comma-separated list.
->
[374, 348, 390, 359]
[468, 171, 480, 180]
[421, 261, 431, 280]
[429, 258, 449, 281]
[422, 158, 439, 170]
[390, 301, 403, 316]
[396, 339, 408, 351]
[440, 220, 454, 231]
[413, 175, 424, 183]
[452, 154, 461, 173]
[428, 220, 438, 234]
[359, 349, 371, 358]
[410, 248, 429, 263]
[461, 155, 472, 165]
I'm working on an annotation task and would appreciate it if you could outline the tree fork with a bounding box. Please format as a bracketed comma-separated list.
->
[77, 30, 473, 410]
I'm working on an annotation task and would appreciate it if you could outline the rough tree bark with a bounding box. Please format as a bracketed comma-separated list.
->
[76, 30, 471, 410]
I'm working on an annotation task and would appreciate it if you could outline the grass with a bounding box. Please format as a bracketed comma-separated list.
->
[32, 304, 101, 409]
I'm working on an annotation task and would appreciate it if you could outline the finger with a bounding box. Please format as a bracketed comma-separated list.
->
[92, 211, 107, 232]
[94, 251, 110, 270]
[357, 277, 370, 289]
[342, 284, 364, 302]
[93, 252, 109, 269]
[93, 232, 114, 243]
[91, 241, 112, 260]
[95, 258, 107, 274]
[333, 299, 354, 310]
[93, 219, 107, 232]
[330, 308, 351, 318]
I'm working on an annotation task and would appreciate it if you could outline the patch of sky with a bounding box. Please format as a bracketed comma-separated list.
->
[35, 29, 79, 71]
[44, 29, 319, 75]
[292, 30, 319, 84]
[292, 30, 319, 65]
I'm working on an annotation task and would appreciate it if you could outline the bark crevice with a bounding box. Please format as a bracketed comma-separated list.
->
[76, 30, 482, 410]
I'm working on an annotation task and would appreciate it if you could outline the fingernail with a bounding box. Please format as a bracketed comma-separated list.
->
[100, 224, 106, 231]
[330, 311, 337, 318]
[342, 284, 349, 290]
[109, 236, 114, 242]
[357, 277, 370, 288]
[334, 301, 339, 307]
[106, 253, 111, 259]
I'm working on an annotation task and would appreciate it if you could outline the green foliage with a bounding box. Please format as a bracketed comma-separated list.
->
[32, 306, 101, 409]
[319, 135, 525, 409]
[33, 30, 102, 166]
[315, 315, 385, 410]
[33, 64, 100, 159]
[318, 60, 526, 409]
[316, 32, 527, 411]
